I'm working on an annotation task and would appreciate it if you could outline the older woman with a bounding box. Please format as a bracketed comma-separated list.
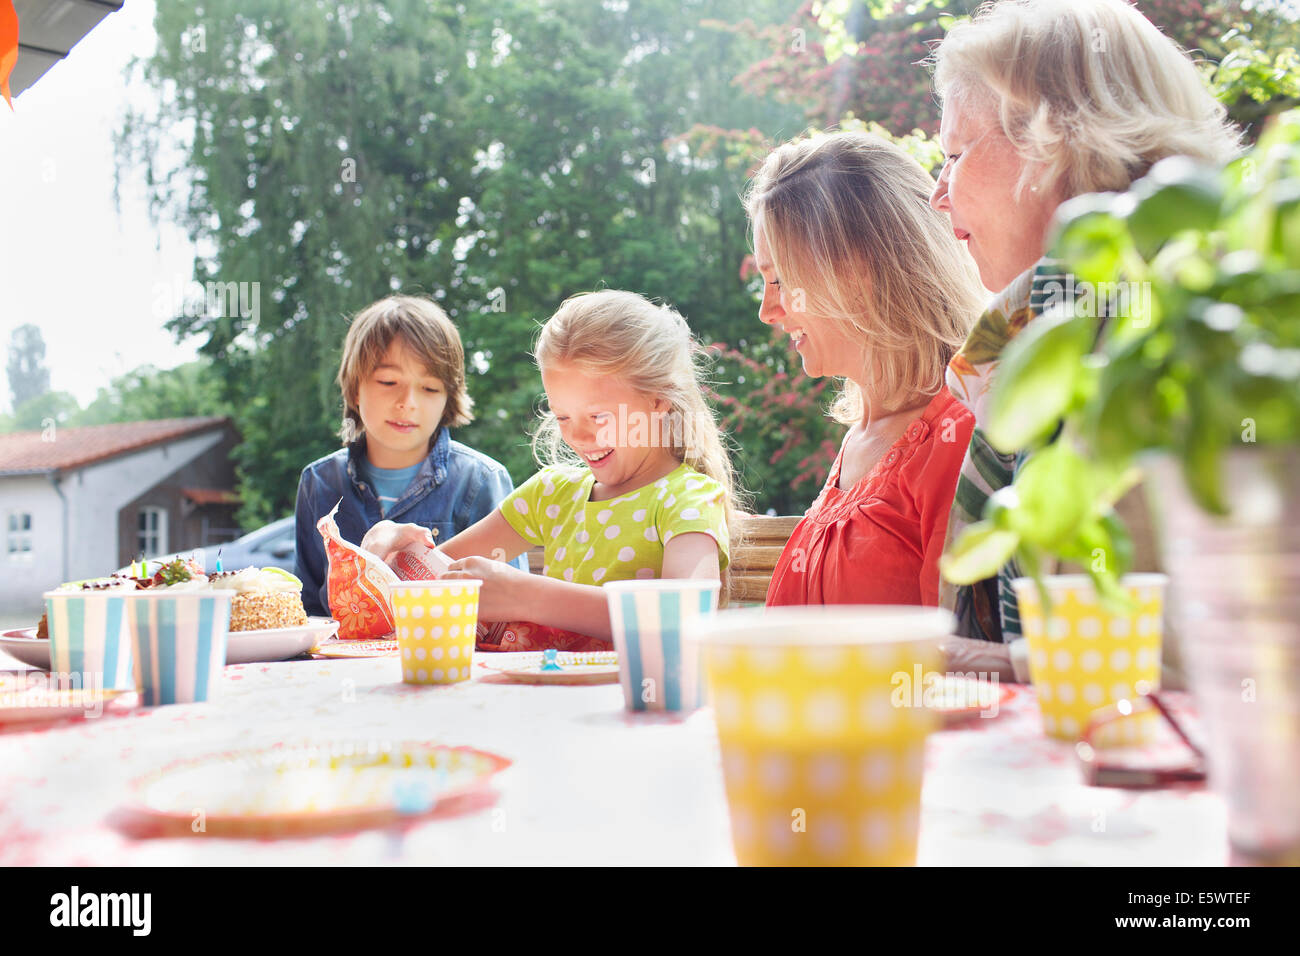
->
[745, 131, 988, 606]
[926, 0, 1241, 679]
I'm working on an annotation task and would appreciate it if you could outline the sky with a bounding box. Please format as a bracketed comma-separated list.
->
[0, 0, 200, 411]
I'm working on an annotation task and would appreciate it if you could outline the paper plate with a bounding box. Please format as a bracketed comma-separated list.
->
[928, 676, 1016, 722]
[477, 650, 620, 685]
[314, 638, 399, 659]
[227, 617, 339, 664]
[0, 628, 50, 670]
[0, 684, 128, 723]
[121, 740, 511, 837]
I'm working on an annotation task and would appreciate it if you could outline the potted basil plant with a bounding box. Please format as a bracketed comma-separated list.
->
[944, 108, 1300, 863]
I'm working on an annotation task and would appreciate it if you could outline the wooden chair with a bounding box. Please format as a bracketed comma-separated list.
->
[522, 513, 801, 605]
[728, 514, 801, 605]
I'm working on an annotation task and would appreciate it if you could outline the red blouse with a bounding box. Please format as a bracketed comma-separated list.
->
[766, 388, 975, 608]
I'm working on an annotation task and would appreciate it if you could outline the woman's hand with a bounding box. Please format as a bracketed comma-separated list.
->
[442, 555, 535, 622]
[360, 520, 435, 563]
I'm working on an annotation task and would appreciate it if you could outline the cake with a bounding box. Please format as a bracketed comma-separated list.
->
[208, 567, 309, 631]
[34, 559, 202, 637]
[36, 560, 307, 634]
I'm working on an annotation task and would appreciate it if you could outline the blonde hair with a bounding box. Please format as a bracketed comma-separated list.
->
[743, 130, 986, 425]
[337, 295, 473, 444]
[930, 0, 1242, 200]
[532, 290, 748, 599]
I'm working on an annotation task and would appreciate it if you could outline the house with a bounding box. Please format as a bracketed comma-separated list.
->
[0, 417, 240, 616]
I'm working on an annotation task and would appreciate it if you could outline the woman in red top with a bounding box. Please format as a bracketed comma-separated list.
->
[743, 131, 987, 606]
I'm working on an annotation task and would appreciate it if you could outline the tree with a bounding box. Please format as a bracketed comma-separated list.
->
[725, 0, 1300, 142]
[6, 323, 50, 412]
[121, 0, 812, 523]
[75, 360, 231, 425]
[0, 359, 236, 433]
[4, 390, 79, 432]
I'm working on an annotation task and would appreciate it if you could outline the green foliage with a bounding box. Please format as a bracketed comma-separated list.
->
[944, 110, 1300, 599]
[121, 0, 810, 524]
[0, 359, 232, 441]
[1208, 12, 1300, 131]
[76, 361, 231, 425]
[2, 391, 80, 432]
[732, 0, 1300, 142]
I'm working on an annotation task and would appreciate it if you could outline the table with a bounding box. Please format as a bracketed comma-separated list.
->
[0, 653, 1227, 865]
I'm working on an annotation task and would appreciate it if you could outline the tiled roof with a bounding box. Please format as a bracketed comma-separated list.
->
[0, 417, 231, 476]
[181, 487, 241, 505]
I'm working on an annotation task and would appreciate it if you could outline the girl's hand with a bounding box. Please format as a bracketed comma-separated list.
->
[442, 555, 534, 622]
[360, 520, 435, 563]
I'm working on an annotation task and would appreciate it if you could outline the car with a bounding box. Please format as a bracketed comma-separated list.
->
[136, 516, 298, 576]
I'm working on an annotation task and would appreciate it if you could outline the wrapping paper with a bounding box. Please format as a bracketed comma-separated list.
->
[316, 501, 400, 640]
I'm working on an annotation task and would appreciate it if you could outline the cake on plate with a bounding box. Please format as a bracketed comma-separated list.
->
[35, 561, 308, 634]
[208, 567, 309, 631]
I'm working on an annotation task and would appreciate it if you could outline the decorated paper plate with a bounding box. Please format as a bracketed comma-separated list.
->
[0, 684, 128, 723]
[314, 638, 399, 659]
[477, 650, 620, 685]
[120, 740, 511, 837]
[928, 676, 1016, 722]
[0, 628, 49, 670]
[227, 617, 339, 664]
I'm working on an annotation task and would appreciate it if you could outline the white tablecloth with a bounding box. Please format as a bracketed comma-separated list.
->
[0, 653, 1227, 865]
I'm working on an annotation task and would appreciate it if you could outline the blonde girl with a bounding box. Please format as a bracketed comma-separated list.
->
[363, 289, 745, 648]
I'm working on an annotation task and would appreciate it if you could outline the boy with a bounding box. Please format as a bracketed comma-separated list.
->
[294, 295, 524, 617]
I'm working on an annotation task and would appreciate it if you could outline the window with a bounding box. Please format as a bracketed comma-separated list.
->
[7, 512, 32, 562]
[137, 507, 168, 557]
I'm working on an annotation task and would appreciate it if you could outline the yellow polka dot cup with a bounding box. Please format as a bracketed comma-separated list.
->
[390, 580, 482, 685]
[1012, 574, 1166, 742]
[687, 606, 950, 867]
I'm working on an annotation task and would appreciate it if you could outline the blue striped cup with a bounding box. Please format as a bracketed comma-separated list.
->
[604, 579, 721, 712]
[43, 590, 135, 691]
[121, 590, 235, 706]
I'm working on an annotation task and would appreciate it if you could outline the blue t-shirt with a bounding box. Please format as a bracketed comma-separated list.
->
[358, 459, 422, 516]
[293, 428, 525, 618]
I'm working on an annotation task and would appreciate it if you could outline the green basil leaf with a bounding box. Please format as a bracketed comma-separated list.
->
[1085, 360, 1173, 462]
[1179, 387, 1230, 514]
[986, 309, 1093, 453]
[940, 521, 1021, 586]
[1049, 194, 1131, 287]
[1011, 442, 1091, 549]
[1123, 157, 1224, 260]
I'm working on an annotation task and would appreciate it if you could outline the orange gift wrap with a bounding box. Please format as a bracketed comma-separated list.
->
[316, 501, 400, 640]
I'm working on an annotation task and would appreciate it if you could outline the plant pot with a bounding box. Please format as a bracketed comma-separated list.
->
[1145, 447, 1300, 864]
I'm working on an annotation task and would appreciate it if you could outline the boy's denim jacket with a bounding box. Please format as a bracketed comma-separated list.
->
[294, 428, 524, 617]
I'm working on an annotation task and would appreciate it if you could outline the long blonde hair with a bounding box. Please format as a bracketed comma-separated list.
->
[743, 130, 986, 424]
[532, 290, 749, 599]
[930, 0, 1242, 200]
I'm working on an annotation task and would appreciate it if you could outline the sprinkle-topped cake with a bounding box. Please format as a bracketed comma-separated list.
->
[208, 567, 309, 631]
[35, 560, 309, 635]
